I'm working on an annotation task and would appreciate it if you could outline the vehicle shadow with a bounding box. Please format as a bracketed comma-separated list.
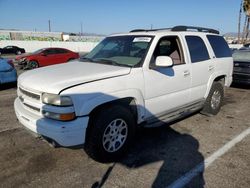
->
[33, 92, 204, 187]
[0, 82, 17, 91]
[92, 125, 205, 188]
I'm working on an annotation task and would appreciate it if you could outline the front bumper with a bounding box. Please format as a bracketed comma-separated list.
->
[14, 98, 89, 147]
[233, 73, 250, 84]
[17, 59, 28, 69]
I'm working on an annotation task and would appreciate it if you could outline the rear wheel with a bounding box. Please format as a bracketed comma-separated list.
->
[85, 105, 136, 162]
[67, 58, 75, 62]
[201, 82, 224, 116]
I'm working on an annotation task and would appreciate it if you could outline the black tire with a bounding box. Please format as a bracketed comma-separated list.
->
[67, 58, 75, 62]
[28, 60, 39, 69]
[201, 82, 224, 116]
[85, 105, 136, 162]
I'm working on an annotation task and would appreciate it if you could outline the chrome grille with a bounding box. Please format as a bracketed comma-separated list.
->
[23, 103, 40, 112]
[19, 87, 40, 101]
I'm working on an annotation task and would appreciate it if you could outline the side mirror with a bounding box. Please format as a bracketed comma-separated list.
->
[155, 56, 173, 67]
[40, 52, 46, 56]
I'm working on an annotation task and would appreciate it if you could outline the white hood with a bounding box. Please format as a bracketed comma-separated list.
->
[18, 61, 131, 94]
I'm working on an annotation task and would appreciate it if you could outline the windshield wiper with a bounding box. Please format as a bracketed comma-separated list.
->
[94, 58, 132, 67]
[80, 57, 94, 62]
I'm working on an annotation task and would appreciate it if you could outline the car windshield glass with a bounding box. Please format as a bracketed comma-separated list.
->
[232, 50, 250, 62]
[82, 35, 153, 67]
[33, 49, 45, 54]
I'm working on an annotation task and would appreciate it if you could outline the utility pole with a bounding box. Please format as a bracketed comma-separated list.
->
[238, 0, 243, 43]
[150, 24, 153, 30]
[245, 16, 250, 42]
[48, 20, 51, 32]
[81, 22, 83, 36]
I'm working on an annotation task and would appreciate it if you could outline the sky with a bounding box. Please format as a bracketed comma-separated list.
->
[0, 0, 243, 35]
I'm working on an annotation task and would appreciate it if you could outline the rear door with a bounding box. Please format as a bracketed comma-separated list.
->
[206, 35, 233, 86]
[185, 35, 214, 101]
[40, 49, 59, 66]
[55, 48, 71, 63]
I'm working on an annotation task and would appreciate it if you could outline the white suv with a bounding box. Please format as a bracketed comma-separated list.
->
[14, 26, 233, 162]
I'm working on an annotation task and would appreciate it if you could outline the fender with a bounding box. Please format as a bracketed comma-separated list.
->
[205, 71, 227, 98]
[73, 89, 145, 124]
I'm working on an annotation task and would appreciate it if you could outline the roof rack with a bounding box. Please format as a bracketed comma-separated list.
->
[171, 25, 219, 34]
[130, 28, 171, 33]
[130, 25, 219, 34]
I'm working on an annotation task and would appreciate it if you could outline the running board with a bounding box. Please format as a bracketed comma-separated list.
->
[144, 100, 204, 128]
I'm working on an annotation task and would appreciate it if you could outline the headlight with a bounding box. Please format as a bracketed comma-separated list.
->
[42, 93, 73, 106]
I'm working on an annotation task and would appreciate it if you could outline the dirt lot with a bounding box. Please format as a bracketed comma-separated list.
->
[0, 59, 250, 188]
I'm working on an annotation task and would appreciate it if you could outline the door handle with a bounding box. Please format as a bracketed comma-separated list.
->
[208, 65, 214, 71]
[183, 70, 190, 76]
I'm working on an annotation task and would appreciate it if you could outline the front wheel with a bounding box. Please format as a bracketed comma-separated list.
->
[85, 105, 136, 162]
[201, 82, 224, 116]
[28, 60, 39, 69]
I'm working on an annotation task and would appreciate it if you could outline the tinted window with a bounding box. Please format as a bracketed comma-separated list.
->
[186, 36, 210, 63]
[207, 35, 232, 58]
[56, 49, 68, 54]
[44, 49, 56, 55]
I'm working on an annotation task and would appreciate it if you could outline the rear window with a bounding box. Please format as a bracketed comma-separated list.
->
[186, 36, 210, 63]
[207, 35, 232, 58]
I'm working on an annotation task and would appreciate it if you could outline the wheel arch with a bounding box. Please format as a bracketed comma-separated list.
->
[205, 74, 226, 98]
[89, 97, 138, 123]
[77, 89, 145, 124]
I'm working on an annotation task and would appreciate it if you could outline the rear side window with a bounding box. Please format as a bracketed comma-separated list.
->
[207, 35, 232, 58]
[56, 49, 68, 54]
[186, 36, 210, 63]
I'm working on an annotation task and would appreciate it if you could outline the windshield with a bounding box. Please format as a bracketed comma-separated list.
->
[82, 35, 153, 67]
[232, 50, 250, 62]
[33, 48, 45, 54]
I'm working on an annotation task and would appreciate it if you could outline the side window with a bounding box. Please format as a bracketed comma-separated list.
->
[186, 36, 210, 63]
[56, 49, 68, 54]
[207, 35, 232, 58]
[153, 36, 184, 65]
[44, 49, 55, 55]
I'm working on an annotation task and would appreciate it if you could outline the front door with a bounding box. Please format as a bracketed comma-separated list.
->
[143, 36, 192, 119]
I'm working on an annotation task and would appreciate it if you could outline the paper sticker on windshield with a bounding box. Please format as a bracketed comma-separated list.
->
[133, 37, 151, 43]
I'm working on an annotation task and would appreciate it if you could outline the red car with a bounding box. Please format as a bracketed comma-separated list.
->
[16, 48, 79, 69]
